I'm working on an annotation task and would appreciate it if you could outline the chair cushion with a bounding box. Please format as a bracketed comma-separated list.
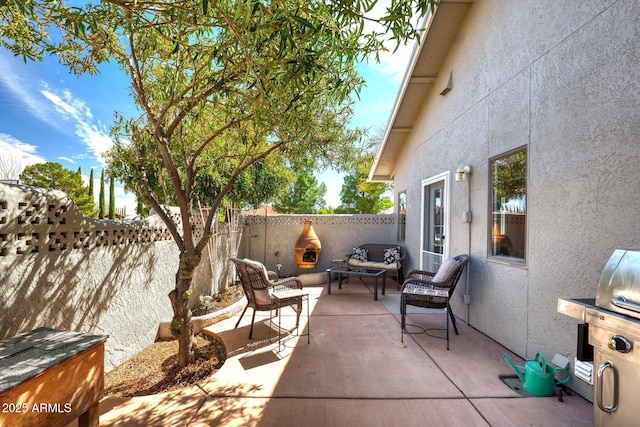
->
[351, 247, 368, 262]
[383, 247, 401, 264]
[242, 259, 271, 305]
[243, 258, 269, 281]
[432, 258, 459, 284]
[348, 259, 401, 271]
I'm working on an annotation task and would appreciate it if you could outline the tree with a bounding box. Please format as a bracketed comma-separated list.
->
[99, 169, 105, 219]
[19, 162, 95, 216]
[336, 167, 393, 214]
[336, 134, 393, 214]
[109, 175, 115, 219]
[0, 154, 22, 181]
[273, 160, 327, 214]
[88, 168, 94, 199]
[3, 0, 439, 367]
[493, 150, 527, 201]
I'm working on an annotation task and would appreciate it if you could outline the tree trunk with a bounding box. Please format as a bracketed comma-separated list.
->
[168, 252, 201, 367]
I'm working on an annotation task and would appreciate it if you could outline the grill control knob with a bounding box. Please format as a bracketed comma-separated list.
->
[608, 335, 632, 353]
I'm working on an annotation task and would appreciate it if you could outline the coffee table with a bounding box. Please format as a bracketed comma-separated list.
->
[326, 266, 387, 301]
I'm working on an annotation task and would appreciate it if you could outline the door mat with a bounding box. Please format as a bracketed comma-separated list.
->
[499, 375, 533, 397]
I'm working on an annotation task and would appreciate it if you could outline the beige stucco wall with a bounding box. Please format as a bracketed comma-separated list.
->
[0, 183, 235, 371]
[0, 183, 400, 371]
[391, 0, 640, 400]
[239, 214, 399, 276]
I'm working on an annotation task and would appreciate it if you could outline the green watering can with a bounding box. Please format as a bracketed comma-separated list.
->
[503, 353, 570, 397]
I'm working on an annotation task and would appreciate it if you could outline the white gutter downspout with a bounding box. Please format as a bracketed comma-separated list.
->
[466, 173, 472, 324]
[460, 166, 472, 324]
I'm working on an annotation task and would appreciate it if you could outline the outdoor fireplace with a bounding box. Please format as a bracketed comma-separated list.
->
[295, 219, 321, 269]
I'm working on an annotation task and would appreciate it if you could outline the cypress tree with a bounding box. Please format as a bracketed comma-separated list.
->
[88, 169, 95, 216]
[99, 169, 105, 219]
[88, 168, 94, 197]
[109, 175, 115, 219]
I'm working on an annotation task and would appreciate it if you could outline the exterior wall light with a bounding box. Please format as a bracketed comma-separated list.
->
[455, 165, 472, 182]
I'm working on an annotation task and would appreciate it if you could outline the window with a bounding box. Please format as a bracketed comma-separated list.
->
[490, 149, 526, 262]
[397, 191, 407, 241]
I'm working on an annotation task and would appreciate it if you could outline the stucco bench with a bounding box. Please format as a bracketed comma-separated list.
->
[348, 243, 406, 285]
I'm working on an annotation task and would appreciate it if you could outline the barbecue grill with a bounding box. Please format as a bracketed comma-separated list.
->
[558, 249, 640, 427]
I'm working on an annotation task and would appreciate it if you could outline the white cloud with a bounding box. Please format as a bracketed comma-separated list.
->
[58, 156, 76, 164]
[0, 54, 64, 130]
[41, 88, 113, 165]
[0, 53, 113, 165]
[360, 0, 424, 83]
[115, 189, 138, 216]
[0, 134, 46, 175]
[376, 42, 416, 83]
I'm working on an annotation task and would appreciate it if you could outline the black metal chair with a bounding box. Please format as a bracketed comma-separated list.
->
[231, 257, 303, 339]
[400, 254, 470, 349]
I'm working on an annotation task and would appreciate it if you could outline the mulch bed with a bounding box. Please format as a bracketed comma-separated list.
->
[104, 286, 244, 397]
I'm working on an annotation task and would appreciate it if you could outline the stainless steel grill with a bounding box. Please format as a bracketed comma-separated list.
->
[596, 250, 640, 317]
[558, 249, 640, 427]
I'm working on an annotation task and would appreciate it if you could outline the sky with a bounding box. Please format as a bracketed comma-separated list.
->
[0, 26, 415, 213]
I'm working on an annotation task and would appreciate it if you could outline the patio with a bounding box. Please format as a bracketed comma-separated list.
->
[90, 276, 592, 426]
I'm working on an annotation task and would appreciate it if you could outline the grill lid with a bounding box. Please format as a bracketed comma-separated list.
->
[596, 249, 640, 319]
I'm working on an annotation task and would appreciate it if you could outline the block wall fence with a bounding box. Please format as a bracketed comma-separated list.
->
[0, 183, 237, 370]
[238, 213, 400, 276]
[1, 183, 400, 370]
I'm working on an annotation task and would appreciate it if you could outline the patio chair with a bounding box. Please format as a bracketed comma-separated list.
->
[400, 254, 470, 349]
[231, 257, 303, 339]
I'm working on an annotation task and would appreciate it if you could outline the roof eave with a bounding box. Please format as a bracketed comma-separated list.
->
[368, 0, 474, 183]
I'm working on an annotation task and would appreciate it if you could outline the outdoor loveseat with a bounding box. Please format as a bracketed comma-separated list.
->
[348, 243, 406, 285]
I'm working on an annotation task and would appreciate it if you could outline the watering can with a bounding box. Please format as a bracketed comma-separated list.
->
[503, 353, 570, 397]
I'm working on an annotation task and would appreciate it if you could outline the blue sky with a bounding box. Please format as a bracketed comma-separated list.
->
[0, 39, 413, 212]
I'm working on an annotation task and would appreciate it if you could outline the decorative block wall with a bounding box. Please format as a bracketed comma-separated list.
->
[240, 214, 401, 276]
[0, 183, 236, 371]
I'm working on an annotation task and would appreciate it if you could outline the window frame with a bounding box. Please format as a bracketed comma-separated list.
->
[397, 191, 407, 242]
[487, 146, 528, 267]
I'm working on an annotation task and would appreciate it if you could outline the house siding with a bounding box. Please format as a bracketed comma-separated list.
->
[391, 0, 640, 400]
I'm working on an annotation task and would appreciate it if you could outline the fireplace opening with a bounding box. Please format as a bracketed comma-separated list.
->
[302, 249, 318, 264]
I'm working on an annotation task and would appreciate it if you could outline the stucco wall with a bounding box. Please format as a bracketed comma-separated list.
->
[391, 0, 640, 400]
[0, 183, 400, 371]
[0, 183, 236, 371]
[239, 214, 399, 277]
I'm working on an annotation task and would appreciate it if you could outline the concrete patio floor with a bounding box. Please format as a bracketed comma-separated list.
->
[93, 277, 593, 426]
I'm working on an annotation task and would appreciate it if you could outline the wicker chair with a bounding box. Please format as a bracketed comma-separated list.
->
[400, 254, 470, 349]
[231, 257, 303, 339]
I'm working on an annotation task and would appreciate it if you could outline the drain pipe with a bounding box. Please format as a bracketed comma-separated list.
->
[465, 182, 471, 325]
[456, 165, 473, 324]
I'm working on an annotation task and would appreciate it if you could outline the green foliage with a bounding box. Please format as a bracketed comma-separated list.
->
[99, 169, 105, 219]
[19, 162, 95, 216]
[336, 134, 393, 214]
[109, 175, 115, 219]
[136, 198, 149, 217]
[88, 168, 94, 199]
[273, 160, 327, 214]
[492, 150, 527, 205]
[336, 167, 393, 214]
[2, 0, 438, 367]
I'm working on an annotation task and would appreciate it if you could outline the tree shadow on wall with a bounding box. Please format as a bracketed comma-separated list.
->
[0, 240, 165, 341]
